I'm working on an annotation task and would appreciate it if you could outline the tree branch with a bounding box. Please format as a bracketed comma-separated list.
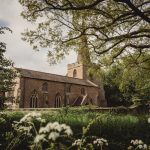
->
[114, 0, 150, 23]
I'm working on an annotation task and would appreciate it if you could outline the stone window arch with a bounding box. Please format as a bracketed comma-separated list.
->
[30, 90, 38, 108]
[42, 82, 48, 92]
[73, 69, 77, 78]
[55, 93, 62, 108]
[66, 85, 71, 93]
[81, 88, 85, 95]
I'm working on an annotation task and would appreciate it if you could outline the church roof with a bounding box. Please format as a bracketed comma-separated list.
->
[16, 68, 98, 87]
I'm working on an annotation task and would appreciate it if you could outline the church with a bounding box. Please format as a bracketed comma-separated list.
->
[10, 54, 107, 108]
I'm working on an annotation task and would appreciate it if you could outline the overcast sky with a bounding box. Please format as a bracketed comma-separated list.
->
[0, 0, 76, 75]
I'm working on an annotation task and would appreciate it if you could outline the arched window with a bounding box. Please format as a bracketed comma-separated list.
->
[30, 90, 38, 108]
[55, 93, 62, 108]
[42, 82, 48, 92]
[81, 88, 85, 95]
[73, 69, 77, 78]
[66, 85, 71, 93]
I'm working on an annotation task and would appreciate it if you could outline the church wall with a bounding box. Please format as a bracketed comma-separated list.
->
[66, 84, 99, 105]
[19, 77, 99, 108]
[66, 84, 85, 104]
[47, 81, 65, 107]
[20, 78, 65, 108]
[86, 86, 100, 105]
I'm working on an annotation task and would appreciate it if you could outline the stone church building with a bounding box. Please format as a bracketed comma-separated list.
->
[10, 55, 106, 108]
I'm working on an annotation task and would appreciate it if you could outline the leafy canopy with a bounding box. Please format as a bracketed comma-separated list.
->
[19, 0, 150, 66]
[103, 52, 150, 106]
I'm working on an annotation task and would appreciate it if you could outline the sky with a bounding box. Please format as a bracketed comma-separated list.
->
[0, 0, 76, 75]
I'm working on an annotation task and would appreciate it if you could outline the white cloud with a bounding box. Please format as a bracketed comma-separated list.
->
[0, 0, 76, 75]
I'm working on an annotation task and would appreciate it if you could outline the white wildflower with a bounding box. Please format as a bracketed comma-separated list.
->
[19, 126, 32, 132]
[72, 139, 83, 146]
[131, 140, 134, 144]
[61, 124, 67, 129]
[48, 132, 60, 141]
[45, 122, 52, 131]
[98, 140, 103, 145]
[34, 134, 46, 143]
[19, 112, 42, 123]
[138, 145, 143, 149]
[139, 140, 143, 145]
[54, 124, 62, 132]
[36, 122, 73, 145]
[39, 127, 49, 134]
[20, 116, 32, 123]
[93, 138, 108, 147]
[50, 122, 59, 130]
[129, 139, 147, 150]
[143, 144, 147, 149]
[36, 117, 45, 123]
[133, 139, 139, 145]
[64, 126, 73, 136]
[148, 118, 150, 124]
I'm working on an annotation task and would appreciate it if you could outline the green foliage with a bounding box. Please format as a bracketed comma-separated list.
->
[102, 53, 150, 106]
[0, 27, 17, 109]
[1, 110, 150, 150]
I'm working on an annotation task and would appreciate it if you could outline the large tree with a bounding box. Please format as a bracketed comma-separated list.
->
[19, 0, 150, 67]
[103, 52, 150, 106]
[0, 27, 17, 109]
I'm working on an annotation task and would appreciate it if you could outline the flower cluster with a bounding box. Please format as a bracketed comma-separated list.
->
[19, 112, 45, 123]
[72, 139, 85, 147]
[128, 139, 148, 150]
[34, 122, 73, 143]
[72, 137, 108, 150]
[93, 138, 108, 147]
[12, 112, 45, 135]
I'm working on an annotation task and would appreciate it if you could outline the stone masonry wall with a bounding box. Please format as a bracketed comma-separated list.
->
[19, 77, 99, 108]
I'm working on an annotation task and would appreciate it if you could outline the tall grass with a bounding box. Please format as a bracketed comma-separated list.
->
[0, 109, 150, 150]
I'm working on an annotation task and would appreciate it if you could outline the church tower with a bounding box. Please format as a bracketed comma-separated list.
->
[66, 36, 107, 107]
[67, 35, 90, 80]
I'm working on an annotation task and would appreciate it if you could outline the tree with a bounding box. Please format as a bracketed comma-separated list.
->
[19, 0, 149, 67]
[102, 52, 150, 106]
[0, 27, 17, 109]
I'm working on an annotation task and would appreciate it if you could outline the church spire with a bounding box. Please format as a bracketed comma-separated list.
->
[76, 13, 91, 64]
[77, 50, 82, 64]
[77, 35, 91, 65]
